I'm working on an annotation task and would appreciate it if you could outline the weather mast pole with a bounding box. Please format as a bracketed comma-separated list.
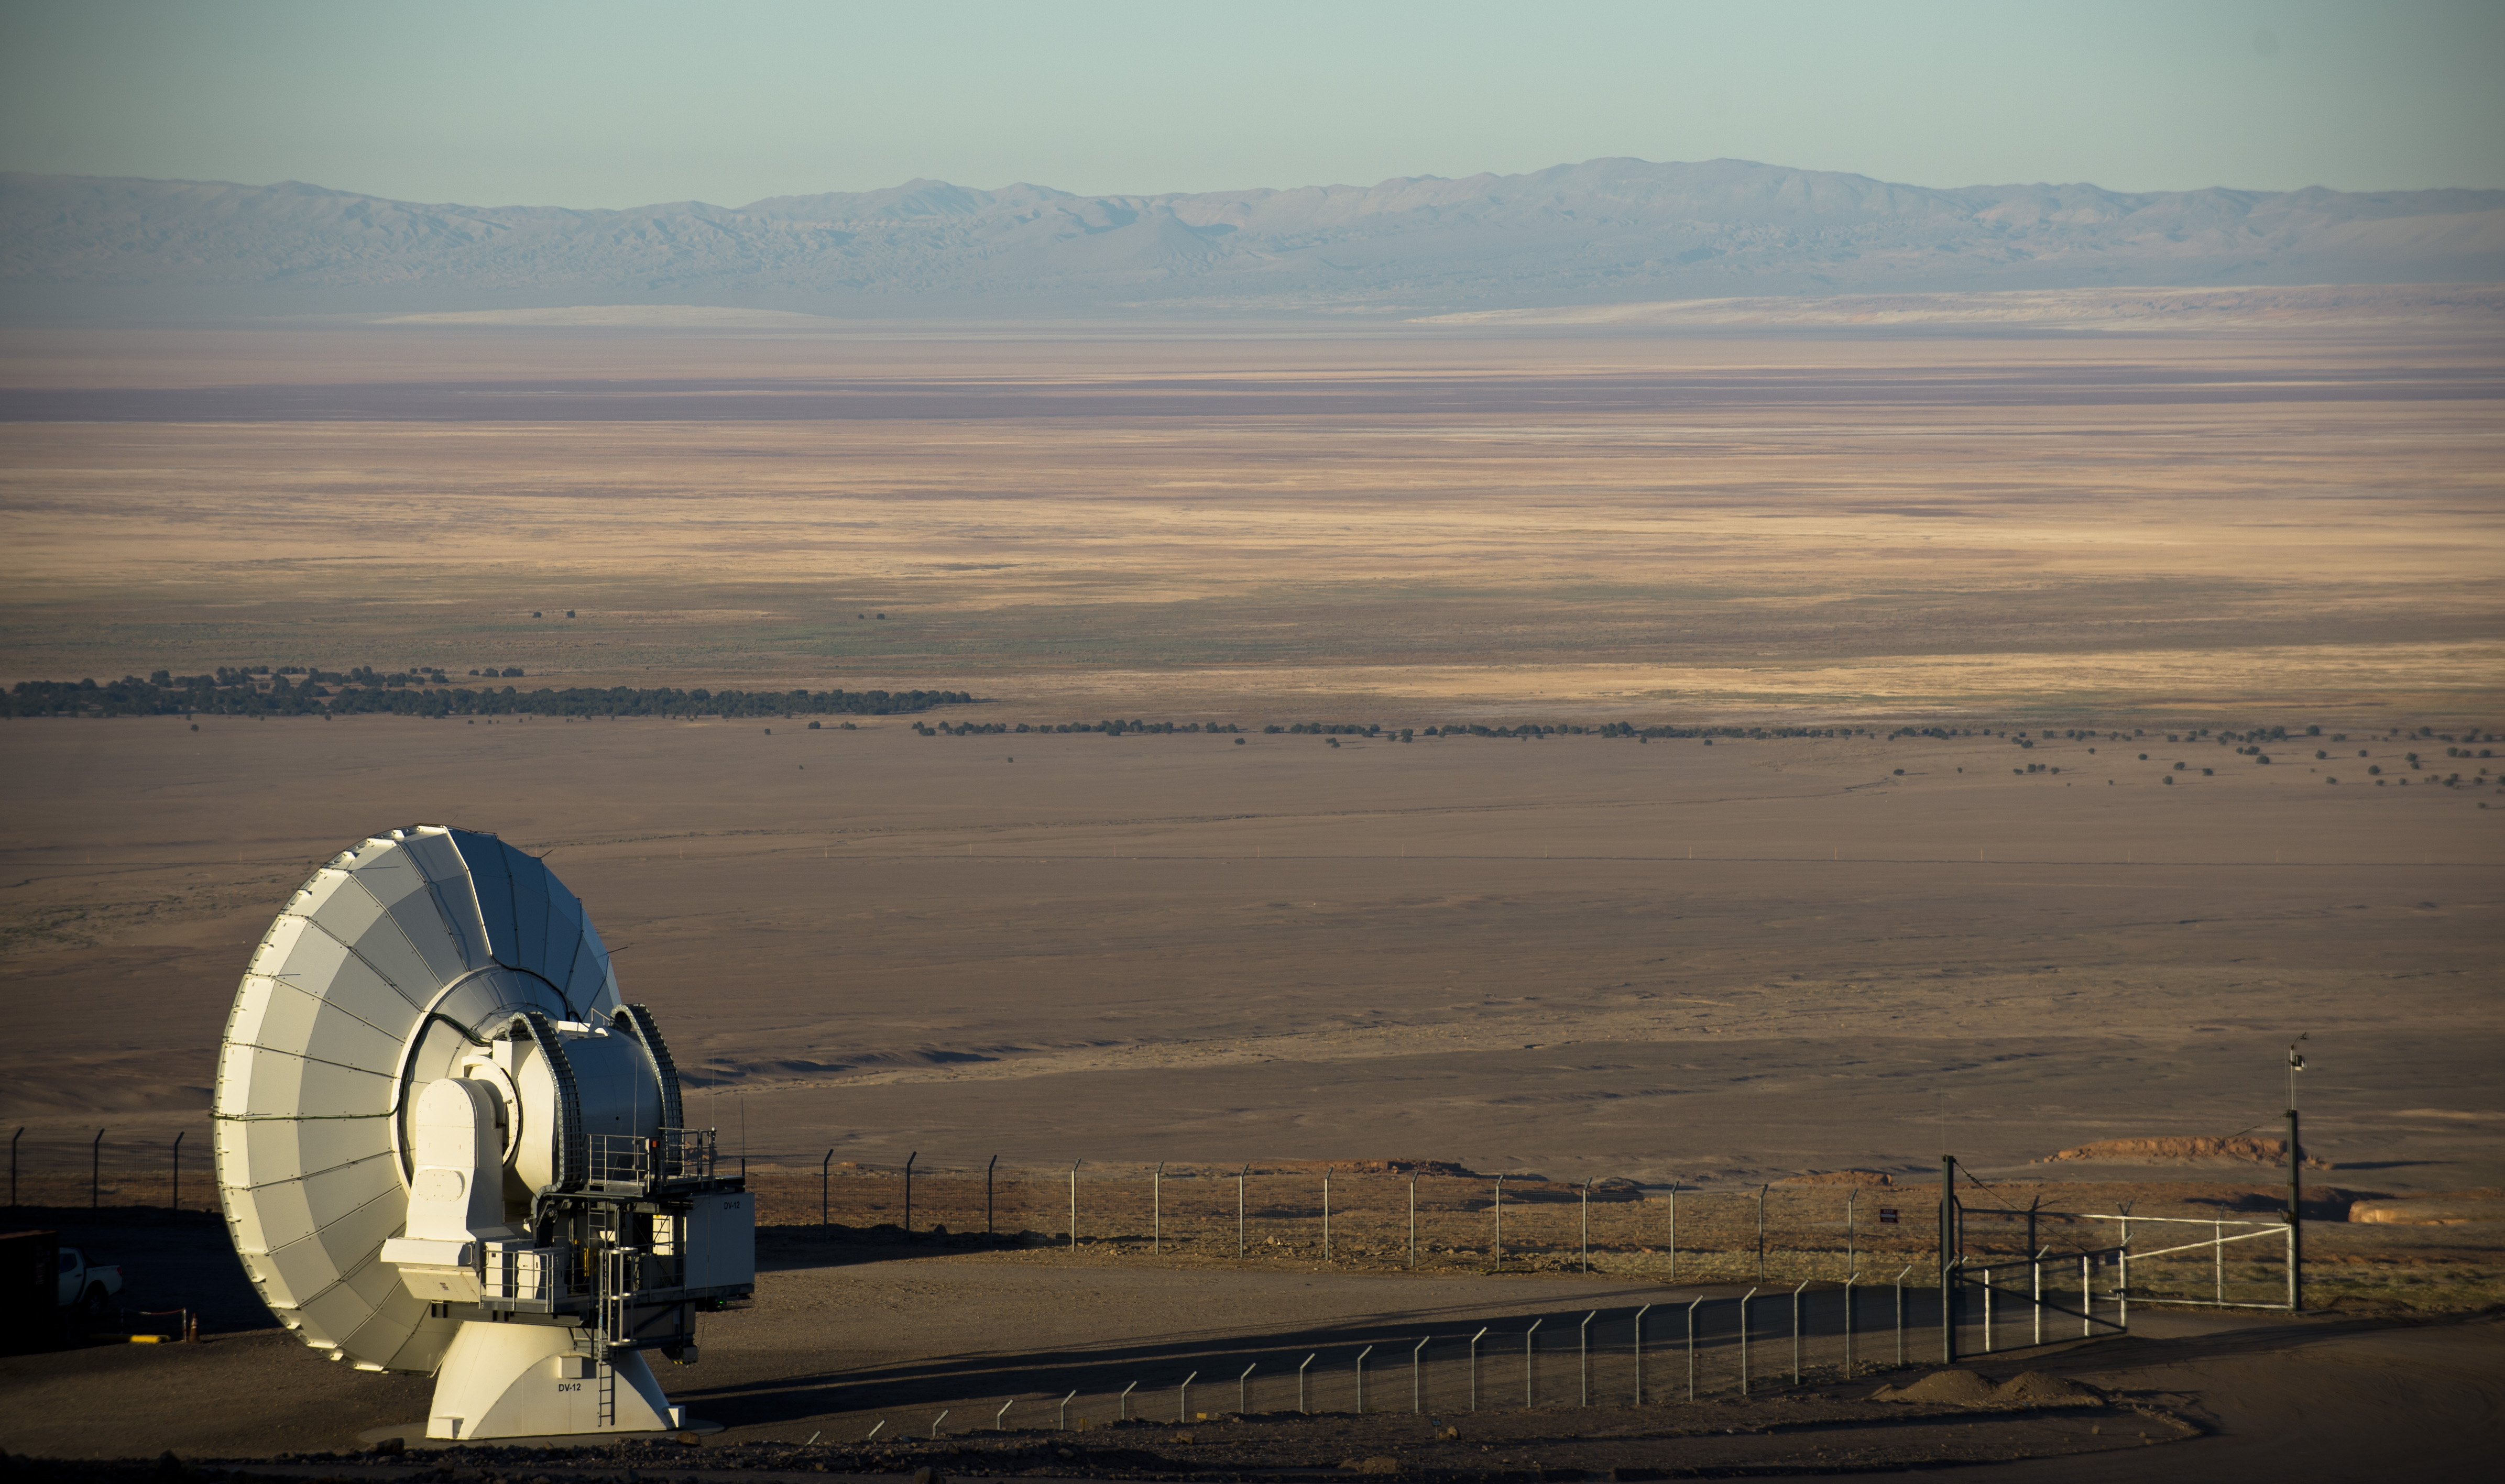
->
[2288, 1036, 2307, 1312]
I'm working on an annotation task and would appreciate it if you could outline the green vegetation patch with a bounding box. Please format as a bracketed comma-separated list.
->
[7, 667, 982, 720]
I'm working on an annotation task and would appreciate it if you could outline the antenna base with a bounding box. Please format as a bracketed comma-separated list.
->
[425, 1321, 679, 1441]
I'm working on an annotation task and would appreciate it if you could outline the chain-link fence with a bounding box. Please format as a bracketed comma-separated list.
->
[2, 1127, 206, 1212]
[753, 1159, 1970, 1283]
[0, 1133, 2318, 1323]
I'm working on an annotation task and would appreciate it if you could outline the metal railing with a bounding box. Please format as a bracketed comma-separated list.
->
[590, 1126, 719, 1191]
[839, 1282, 2091, 1439]
[2088, 1213, 2300, 1310]
[482, 1241, 571, 1304]
[1959, 1246, 2128, 1352]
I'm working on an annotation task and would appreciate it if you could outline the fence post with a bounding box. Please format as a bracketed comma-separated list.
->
[996, 1399, 1015, 1431]
[1060, 1390, 1077, 1429]
[171, 1131, 184, 1212]
[1413, 1336, 1429, 1413]
[821, 1149, 833, 1238]
[1493, 1175, 1504, 1268]
[2082, 1253, 2092, 1339]
[1842, 1275, 1856, 1377]
[1409, 1173, 1418, 1270]
[1119, 1382, 1135, 1421]
[1524, 1318, 1542, 1408]
[1939, 1155, 1957, 1364]
[1355, 1345, 1372, 1413]
[2288, 1104, 2304, 1313]
[1469, 1326, 1486, 1411]
[92, 1128, 104, 1209]
[1298, 1353, 1315, 1414]
[1581, 1181, 1591, 1273]
[9, 1127, 19, 1209]
[903, 1151, 917, 1241]
[1847, 1188, 1856, 1279]
[929, 1410, 948, 1438]
[2120, 1243, 2131, 1330]
[1069, 1160, 1081, 1252]
[1737, 1288, 1756, 1397]
[2119, 1211, 2131, 1322]
[1895, 1263, 1910, 1368]
[1792, 1281, 1807, 1384]
[1579, 1310, 1595, 1405]
[1154, 1162, 1163, 1255]
[1684, 1296, 1701, 1401]
[2033, 1249, 2044, 1347]
[1983, 1262, 1993, 1354]
[1323, 1172, 1331, 1260]
[1238, 1163, 1249, 1258]
[1633, 1302, 1651, 1405]
[1238, 1363, 1255, 1414]
[987, 1153, 998, 1238]
[2214, 1219, 2224, 1305]
[1756, 1183, 1768, 1281]
[1666, 1181, 1676, 1281]
[1178, 1370, 1196, 1422]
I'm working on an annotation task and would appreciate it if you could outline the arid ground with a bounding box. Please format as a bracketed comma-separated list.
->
[2, 321, 2499, 719]
[1, 318, 2498, 1475]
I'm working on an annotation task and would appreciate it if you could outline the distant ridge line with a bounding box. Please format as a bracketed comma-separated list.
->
[5, 156, 2499, 322]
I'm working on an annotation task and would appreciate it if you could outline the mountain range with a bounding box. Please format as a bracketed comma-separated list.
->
[3, 157, 2499, 322]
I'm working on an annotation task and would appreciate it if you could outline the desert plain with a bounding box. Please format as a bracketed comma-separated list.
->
[1, 313, 2500, 1476]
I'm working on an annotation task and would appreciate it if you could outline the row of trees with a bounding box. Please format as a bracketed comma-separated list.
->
[5, 675, 980, 720]
[914, 718, 1248, 736]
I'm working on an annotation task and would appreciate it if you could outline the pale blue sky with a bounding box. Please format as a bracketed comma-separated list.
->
[3, 1, 2498, 207]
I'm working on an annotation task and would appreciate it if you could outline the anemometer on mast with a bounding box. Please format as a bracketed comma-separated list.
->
[214, 826, 756, 1441]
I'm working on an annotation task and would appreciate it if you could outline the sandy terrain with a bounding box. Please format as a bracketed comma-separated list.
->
[5, 718, 2497, 1208]
[1, 325, 2498, 718]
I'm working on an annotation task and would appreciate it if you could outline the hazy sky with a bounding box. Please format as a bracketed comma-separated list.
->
[4, 0, 2499, 207]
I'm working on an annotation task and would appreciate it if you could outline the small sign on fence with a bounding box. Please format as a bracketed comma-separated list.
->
[1878, 1207, 1899, 1225]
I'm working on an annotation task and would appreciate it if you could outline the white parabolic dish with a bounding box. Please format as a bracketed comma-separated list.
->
[214, 826, 623, 1373]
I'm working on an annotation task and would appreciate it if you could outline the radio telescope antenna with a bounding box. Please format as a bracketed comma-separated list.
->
[214, 826, 753, 1440]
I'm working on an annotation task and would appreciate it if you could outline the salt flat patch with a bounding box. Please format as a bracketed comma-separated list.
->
[1419, 284, 2505, 331]
[374, 304, 838, 328]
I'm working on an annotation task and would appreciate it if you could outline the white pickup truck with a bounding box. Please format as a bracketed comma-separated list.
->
[56, 1245, 124, 1316]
